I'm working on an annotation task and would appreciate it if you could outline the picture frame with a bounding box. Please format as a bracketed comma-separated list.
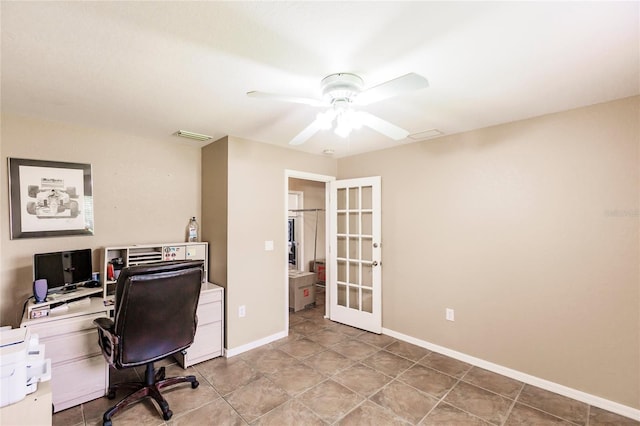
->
[8, 158, 94, 239]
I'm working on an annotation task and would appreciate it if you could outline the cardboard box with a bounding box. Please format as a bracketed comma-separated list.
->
[310, 260, 326, 283]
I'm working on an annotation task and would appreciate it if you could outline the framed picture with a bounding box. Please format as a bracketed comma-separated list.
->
[8, 158, 94, 239]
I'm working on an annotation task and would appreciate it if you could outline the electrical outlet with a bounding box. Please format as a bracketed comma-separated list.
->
[446, 308, 455, 321]
[239, 305, 246, 318]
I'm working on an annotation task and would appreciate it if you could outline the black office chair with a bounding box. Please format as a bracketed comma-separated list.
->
[94, 260, 204, 426]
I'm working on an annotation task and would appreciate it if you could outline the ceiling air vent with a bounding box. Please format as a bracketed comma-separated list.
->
[173, 130, 212, 142]
[408, 129, 443, 141]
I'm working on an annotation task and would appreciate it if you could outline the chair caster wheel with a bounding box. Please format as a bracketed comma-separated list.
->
[107, 389, 116, 399]
[163, 409, 173, 420]
[192, 380, 199, 389]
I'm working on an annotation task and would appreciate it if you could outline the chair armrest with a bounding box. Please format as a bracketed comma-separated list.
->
[93, 317, 117, 366]
[94, 317, 114, 332]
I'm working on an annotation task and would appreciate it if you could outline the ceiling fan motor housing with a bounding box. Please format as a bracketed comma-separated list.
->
[321, 73, 364, 103]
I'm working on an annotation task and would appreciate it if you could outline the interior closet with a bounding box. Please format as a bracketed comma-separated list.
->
[287, 178, 327, 285]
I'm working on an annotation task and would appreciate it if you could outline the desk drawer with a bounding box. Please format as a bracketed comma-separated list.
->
[52, 355, 107, 412]
[196, 300, 222, 325]
[189, 321, 222, 360]
[199, 288, 222, 304]
[27, 313, 106, 340]
[43, 329, 102, 364]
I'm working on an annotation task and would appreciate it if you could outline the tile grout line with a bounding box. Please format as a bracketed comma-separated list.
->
[422, 363, 504, 426]
[499, 381, 526, 426]
[513, 394, 585, 426]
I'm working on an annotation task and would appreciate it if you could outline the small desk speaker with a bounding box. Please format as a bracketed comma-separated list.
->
[33, 279, 47, 303]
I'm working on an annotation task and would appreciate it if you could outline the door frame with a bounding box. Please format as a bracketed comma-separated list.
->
[284, 170, 335, 332]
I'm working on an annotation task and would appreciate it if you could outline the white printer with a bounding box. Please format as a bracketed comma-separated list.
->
[0, 327, 51, 408]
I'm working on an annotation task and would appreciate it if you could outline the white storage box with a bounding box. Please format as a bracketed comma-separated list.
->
[289, 271, 316, 312]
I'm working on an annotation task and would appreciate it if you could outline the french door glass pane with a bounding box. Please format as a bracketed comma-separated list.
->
[338, 284, 347, 307]
[349, 188, 359, 209]
[349, 213, 359, 234]
[338, 213, 347, 234]
[361, 238, 372, 261]
[348, 237, 359, 258]
[349, 261, 359, 285]
[362, 263, 373, 287]
[337, 188, 347, 210]
[337, 236, 347, 258]
[362, 289, 373, 313]
[349, 286, 359, 309]
[361, 212, 372, 235]
[337, 260, 346, 282]
[361, 186, 372, 210]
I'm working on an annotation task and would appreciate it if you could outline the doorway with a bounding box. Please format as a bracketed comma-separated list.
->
[285, 170, 334, 329]
[284, 171, 383, 334]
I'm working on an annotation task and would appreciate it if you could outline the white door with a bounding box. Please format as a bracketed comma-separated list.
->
[329, 176, 381, 333]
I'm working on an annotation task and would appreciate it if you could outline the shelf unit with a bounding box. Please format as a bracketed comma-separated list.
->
[102, 242, 208, 298]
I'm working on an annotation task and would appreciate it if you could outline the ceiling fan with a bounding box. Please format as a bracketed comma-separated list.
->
[247, 72, 429, 145]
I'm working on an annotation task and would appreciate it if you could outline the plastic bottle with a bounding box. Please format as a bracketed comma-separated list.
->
[187, 217, 199, 242]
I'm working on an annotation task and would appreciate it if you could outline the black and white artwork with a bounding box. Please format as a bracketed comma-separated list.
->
[8, 158, 94, 239]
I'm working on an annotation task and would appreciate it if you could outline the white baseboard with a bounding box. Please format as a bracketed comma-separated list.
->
[224, 330, 288, 358]
[382, 327, 640, 422]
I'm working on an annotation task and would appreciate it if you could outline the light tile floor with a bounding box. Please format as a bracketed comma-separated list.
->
[54, 289, 639, 425]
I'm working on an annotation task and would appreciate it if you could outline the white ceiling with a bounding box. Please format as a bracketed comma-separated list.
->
[2, 2, 638, 158]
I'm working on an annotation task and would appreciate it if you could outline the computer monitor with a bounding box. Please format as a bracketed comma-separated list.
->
[33, 248, 92, 294]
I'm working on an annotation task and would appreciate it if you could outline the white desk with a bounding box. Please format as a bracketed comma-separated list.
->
[20, 284, 224, 412]
[0, 381, 52, 425]
[21, 297, 110, 413]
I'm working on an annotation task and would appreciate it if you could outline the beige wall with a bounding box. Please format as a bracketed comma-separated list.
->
[288, 178, 326, 273]
[1, 113, 201, 326]
[201, 137, 228, 288]
[338, 96, 640, 408]
[213, 137, 336, 350]
[3, 97, 637, 410]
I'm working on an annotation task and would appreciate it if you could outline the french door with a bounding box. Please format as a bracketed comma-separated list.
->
[328, 176, 381, 333]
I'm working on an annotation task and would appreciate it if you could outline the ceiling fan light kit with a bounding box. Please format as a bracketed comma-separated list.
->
[247, 72, 429, 146]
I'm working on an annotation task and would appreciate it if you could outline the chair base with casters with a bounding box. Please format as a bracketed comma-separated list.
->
[102, 361, 199, 426]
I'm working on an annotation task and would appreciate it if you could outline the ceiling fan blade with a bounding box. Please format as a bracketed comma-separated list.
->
[247, 91, 328, 107]
[289, 109, 337, 145]
[289, 119, 323, 146]
[358, 111, 409, 140]
[355, 73, 429, 106]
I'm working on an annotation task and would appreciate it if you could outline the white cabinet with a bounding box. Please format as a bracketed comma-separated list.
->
[175, 283, 224, 368]
[21, 298, 109, 412]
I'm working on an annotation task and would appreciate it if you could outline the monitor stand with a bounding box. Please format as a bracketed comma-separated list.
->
[59, 284, 78, 294]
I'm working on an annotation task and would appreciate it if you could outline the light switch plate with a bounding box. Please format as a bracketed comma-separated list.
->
[265, 240, 274, 251]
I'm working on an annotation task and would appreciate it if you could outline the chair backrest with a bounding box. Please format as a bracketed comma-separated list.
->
[113, 260, 203, 367]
